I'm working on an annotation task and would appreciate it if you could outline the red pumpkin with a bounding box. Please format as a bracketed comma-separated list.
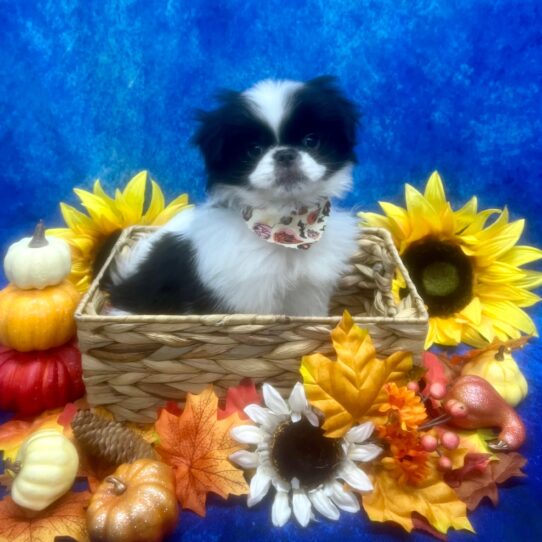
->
[0, 341, 85, 416]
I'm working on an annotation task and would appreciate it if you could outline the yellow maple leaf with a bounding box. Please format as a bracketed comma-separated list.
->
[457, 429, 498, 458]
[155, 386, 249, 516]
[362, 462, 474, 535]
[0, 491, 90, 542]
[301, 311, 413, 437]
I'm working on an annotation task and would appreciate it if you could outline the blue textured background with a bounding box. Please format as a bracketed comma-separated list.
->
[0, 0, 541, 540]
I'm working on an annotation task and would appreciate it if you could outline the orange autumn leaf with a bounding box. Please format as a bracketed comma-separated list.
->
[155, 386, 249, 516]
[0, 410, 65, 464]
[362, 462, 474, 535]
[301, 311, 413, 437]
[0, 491, 90, 542]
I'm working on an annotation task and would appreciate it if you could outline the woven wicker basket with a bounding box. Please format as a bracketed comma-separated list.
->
[76, 226, 428, 422]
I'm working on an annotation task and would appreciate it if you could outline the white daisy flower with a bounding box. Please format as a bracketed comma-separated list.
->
[230, 382, 382, 527]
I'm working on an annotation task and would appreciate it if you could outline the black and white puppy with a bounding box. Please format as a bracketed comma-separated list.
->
[108, 76, 360, 316]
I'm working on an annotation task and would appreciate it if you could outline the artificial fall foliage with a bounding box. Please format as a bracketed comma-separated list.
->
[454, 429, 497, 457]
[0, 409, 65, 466]
[361, 461, 474, 535]
[445, 453, 493, 488]
[155, 386, 249, 516]
[0, 491, 90, 542]
[301, 311, 412, 437]
[452, 452, 527, 511]
[217, 378, 261, 420]
[411, 513, 448, 542]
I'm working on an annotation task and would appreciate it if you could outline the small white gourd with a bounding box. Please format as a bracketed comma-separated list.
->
[4, 221, 71, 290]
[8, 429, 79, 511]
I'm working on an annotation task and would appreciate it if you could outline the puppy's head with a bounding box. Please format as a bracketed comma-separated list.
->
[193, 76, 360, 205]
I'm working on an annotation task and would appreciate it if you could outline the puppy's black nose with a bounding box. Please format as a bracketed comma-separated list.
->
[274, 148, 298, 166]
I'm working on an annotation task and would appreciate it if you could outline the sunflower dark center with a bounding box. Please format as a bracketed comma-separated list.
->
[402, 237, 473, 317]
[271, 418, 342, 489]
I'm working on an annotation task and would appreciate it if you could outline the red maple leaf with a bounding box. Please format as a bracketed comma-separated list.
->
[218, 378, 261, 420]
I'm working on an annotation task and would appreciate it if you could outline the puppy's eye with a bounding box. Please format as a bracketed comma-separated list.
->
[247, 144, 264, 158]
[302, 133, 320, 149]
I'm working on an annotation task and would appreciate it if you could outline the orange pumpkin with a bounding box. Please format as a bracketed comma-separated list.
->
[0, 281, 80, 351]
[87, 459, 179, 542]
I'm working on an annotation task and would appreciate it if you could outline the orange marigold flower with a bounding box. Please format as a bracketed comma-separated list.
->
[381, 430, 430, 486]
[378, 383, 427, 430]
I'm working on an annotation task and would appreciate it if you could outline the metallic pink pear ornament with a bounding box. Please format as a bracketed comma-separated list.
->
[443, 375, 526, 451]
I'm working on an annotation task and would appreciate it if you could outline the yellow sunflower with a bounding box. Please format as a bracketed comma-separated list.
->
[48, 171, 192, 293]
[359, 171, 542, 348]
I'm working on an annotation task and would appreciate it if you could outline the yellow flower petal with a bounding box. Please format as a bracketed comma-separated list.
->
[474, 220, 525, 263]
[119, 170, 148, 222]
[500, 245, 542, 267]
[475, 262, 527, 284]
[454, 196, 478, 231]
[92, 179, 116, 209]
[425, 320, 439, 349]
[56, 202, 96, 234]
[457, 297, 482, 325]
[50, 171, 192, 293]
[477, 283, 541, 307]
[73, 188, 123, 233]
[423, 171, 447, 213]
[141, 180, 166, 224]
[378, 202, 412, 240]
[153, 201, 193, 225]
[514, 270, 542, 289]
[405, 184, 439, 235]
[482, 300, 537, 335]
[461, 208, 501, 236]
[358, 211, 395, 233]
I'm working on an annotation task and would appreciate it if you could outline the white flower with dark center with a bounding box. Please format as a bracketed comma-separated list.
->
[230, 383, 382, 527]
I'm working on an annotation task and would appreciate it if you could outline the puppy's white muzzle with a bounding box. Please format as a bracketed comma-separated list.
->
[248, 146, 326, 191]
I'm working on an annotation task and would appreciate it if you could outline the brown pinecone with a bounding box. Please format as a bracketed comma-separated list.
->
[71, 410, 157, 466]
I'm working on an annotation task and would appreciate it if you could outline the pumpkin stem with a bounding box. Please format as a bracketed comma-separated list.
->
[4, 458, 21, 474]
[28, 220, 49, 248]
[105, 475, 127, 495]
[495, 345, 506, 361]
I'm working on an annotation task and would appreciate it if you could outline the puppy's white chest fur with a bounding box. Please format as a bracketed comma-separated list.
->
[163, 206, 358, 316]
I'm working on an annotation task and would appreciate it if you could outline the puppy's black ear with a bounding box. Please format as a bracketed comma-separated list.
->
[192, 90, 242, 171]
[305, 75, 361, 148]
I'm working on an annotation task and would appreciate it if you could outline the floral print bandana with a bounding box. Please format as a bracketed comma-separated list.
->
[241, 198, 331, 250]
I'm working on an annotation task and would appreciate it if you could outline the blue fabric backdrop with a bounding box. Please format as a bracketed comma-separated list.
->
[0, 0, 541, 540]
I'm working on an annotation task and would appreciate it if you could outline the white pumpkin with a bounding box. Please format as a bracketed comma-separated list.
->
[4, 221, 71, 289]
[9, 429, 79, 511]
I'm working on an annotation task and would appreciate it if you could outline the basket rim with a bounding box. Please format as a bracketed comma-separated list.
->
[76, 224, 429, 325]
